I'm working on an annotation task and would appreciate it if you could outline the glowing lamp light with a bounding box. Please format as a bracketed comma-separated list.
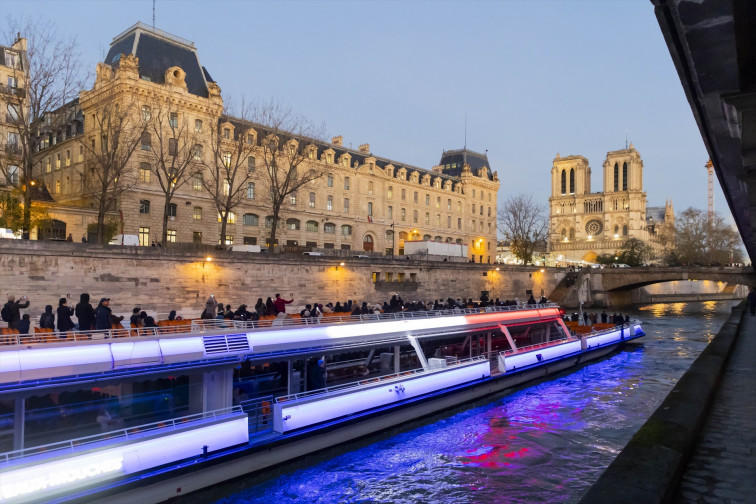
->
[495, 267, 500, 271]
[205, 256, 213, 262]
[339, 262, 345, 266]
[30, 180, 36, 186]
[587, 235, 592, 240]
[540, 269, 545, 273]
[614, 233, 619, 239]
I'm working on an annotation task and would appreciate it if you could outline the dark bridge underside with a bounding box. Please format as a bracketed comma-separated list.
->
[653, 0, 756, 264]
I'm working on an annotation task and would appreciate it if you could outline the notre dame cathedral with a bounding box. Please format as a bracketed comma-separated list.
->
[548, 144, 673, 264]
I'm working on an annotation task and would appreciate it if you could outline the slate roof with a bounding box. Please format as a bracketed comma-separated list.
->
[438, 148, 494, 180]
[104, 22, 213, 98]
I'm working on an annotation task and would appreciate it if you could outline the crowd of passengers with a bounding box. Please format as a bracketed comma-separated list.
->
[2, 291, 555, 335]
[197, 292, 552, 323]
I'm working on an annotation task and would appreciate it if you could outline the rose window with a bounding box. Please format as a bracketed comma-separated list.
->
[585, 219, 603, 236]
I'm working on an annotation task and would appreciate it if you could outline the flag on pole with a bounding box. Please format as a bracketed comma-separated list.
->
[367, 215, 372, 223]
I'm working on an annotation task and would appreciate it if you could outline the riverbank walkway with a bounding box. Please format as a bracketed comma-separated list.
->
[673, 307, 756, 503]
[580, 302, 754, 504]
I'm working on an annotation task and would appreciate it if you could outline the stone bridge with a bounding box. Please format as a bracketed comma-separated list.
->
[557, 267, 756, 308]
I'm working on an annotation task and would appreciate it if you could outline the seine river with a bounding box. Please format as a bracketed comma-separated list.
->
[187, 301, 739, 504]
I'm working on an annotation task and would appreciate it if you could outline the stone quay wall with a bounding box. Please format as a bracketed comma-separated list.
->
[0, 241, 566, 320]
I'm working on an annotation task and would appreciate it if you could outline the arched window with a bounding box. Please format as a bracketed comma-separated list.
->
[243, 213, 259, 226]
[561, 228, 566, 238]
[614, 225, 619, 235]
[456, 238, 463, 244]
[324, 223, 336, 234]
[622, 225, 628, 236]
[569, 168, 575, 194]
[341, 225, 352, 236]
[286, 218, 300, 230]
[399, 231, 408, 240]
[622, 162, 628, 191]
[613, 163, 619, 191]
[446, 237, 453, 242]
[434, 235, 443, 242]
[560, 170, 566, 194]
[306, 220, 318, 232]
[385, 230, 394, 240]
[423, 234, 431, 241]
[569, 228, 576, 240]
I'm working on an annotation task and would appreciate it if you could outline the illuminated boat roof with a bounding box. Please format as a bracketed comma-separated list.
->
[0, 305, 562, 388]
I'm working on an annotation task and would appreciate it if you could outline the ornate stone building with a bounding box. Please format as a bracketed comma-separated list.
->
[28, 23, 499, 262]
[548, 144, 672, 263]
[0, 36, 27, 199]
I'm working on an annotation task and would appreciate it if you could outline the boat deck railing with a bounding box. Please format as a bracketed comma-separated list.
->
[503, 320, 638, 355]
[273, 355, 489, 404]
[0, 405, 244, 466]
[0, 303, 560, 347]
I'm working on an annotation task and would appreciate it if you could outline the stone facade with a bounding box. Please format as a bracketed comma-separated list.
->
[548, 144, 673, 263]
[0, 36, 27, 195]
[25, 23, 498, 262]
[0, 241, 563, 320]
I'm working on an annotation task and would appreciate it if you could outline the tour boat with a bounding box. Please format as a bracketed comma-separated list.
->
[0, 303, 644, 503]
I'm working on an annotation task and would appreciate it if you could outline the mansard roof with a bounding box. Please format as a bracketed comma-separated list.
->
[104, 22, 213, 98]
[438, 148, 494, 180]
[223, 115, 483, 189]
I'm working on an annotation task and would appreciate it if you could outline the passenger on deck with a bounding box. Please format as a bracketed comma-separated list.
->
[168, 310, 181, 321]
[16, 314, 30, 334]
[265, 297, 275, 315]
[94, 298, 113, 331]
[255, 298, 266, 317]
[57, 298, 75, 333]
[274, 293, 294, 314]
[39, 305, 55, 330]
[3, 295, 30, 330]
[142, 315, 157, 328]
[527, 295, 537, 305]
[75, 293, 95, 331]
[204, 295, 219, 319]
[601, 311, 608, 323]
[130, 307, 143, 327]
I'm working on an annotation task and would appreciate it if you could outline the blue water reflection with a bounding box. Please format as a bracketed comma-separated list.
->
[202, 301, 738, 504]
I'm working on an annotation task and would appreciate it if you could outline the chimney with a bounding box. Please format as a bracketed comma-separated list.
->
[331, 135, 343, 146]
[358, 143, 370, 154]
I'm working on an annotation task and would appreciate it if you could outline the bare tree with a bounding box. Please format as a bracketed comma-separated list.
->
[79, 93, 149, 244]
[0, 19, 84, 238]
[669, 207, 743, 265]
[497, 194, 549, 265]
[146, 101, 199, 245]
[201, 105, 258, 248]
[253, 100, 326, 252]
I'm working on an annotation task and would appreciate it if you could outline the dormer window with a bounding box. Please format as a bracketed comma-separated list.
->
[4, 50, 19, 69]
[223, 128, 230, 139]
[142, 106, 151, 121]
[195, 119, 203, 133]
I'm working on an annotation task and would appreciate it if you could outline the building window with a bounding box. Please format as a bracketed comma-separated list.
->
[193, 174, 203, 191]
[447, 199, 451, 210]
[401, 208, 406, 221]
[388, 206, 393, 219]
[344, 198, 349, 213]
[622, 162, 628, 191]
[414, 191, 418, 203]
[167, 230, 177, 243]
[194, 119, 202, 133]
[309, 192, 315, 208]
[425, 212, 430, 225]
[167, 203, 177, 218]
[436, 196, 440, 208]
[480, 206, 484, 216]
[265, 216, 276, 228]
[287, 218, 300, 230]
[248, 156, 256, 173]
[388, 186, 393, 199]
[193, 231, 202, 244]
[193, 206, 203, 220]
[218, 212, 236, 224]
[569, 168, 575, 194]
[327, 174, 333, 187]
[45, 158, 51, 173]
[613, 163, 619, 191]
[247, 182, 255, 199]
[413, 210, 418, 223]
[223, 178, 230, 196]
[327, 195, 333, 211]
[168, 138, 177, 156]
[458, 218, 461, 229]
[141, 106, 151, 121]
[222, 235, 233, 245]
[6, 165, 18, 185]
[368, 181, 374, 195]
[436, 214, 440, 226]
[169, 113, 178, 128]
[139, 227, 150, 246]
[55, 179, 60, 194]
[368, 202, 373, 216]
[247, 134, 254, 145]
[193, 144, 203, 160]
[65, 150, 71, 167]
[223, 152, 231, 167]
[141, 133, 151, 151]
[56, 154, 61, 169]
[344, 177, 350, 190]
[324, 223, 336, 234]
[223, 128, 230, 139]
[623, 224, 628, 236]
[139, 199, 150, 214]
[243, 213, 259, 226]
[425, 194, 430, 205]
[139, 162, 150, 183]
[341, 225, 352, 236]
[447, 216, 451, 228]
[306, 220, 318, 232]
[457, 201, 461, 212]
[290, 192, 297, 205]
[401, 189, 406, 201]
